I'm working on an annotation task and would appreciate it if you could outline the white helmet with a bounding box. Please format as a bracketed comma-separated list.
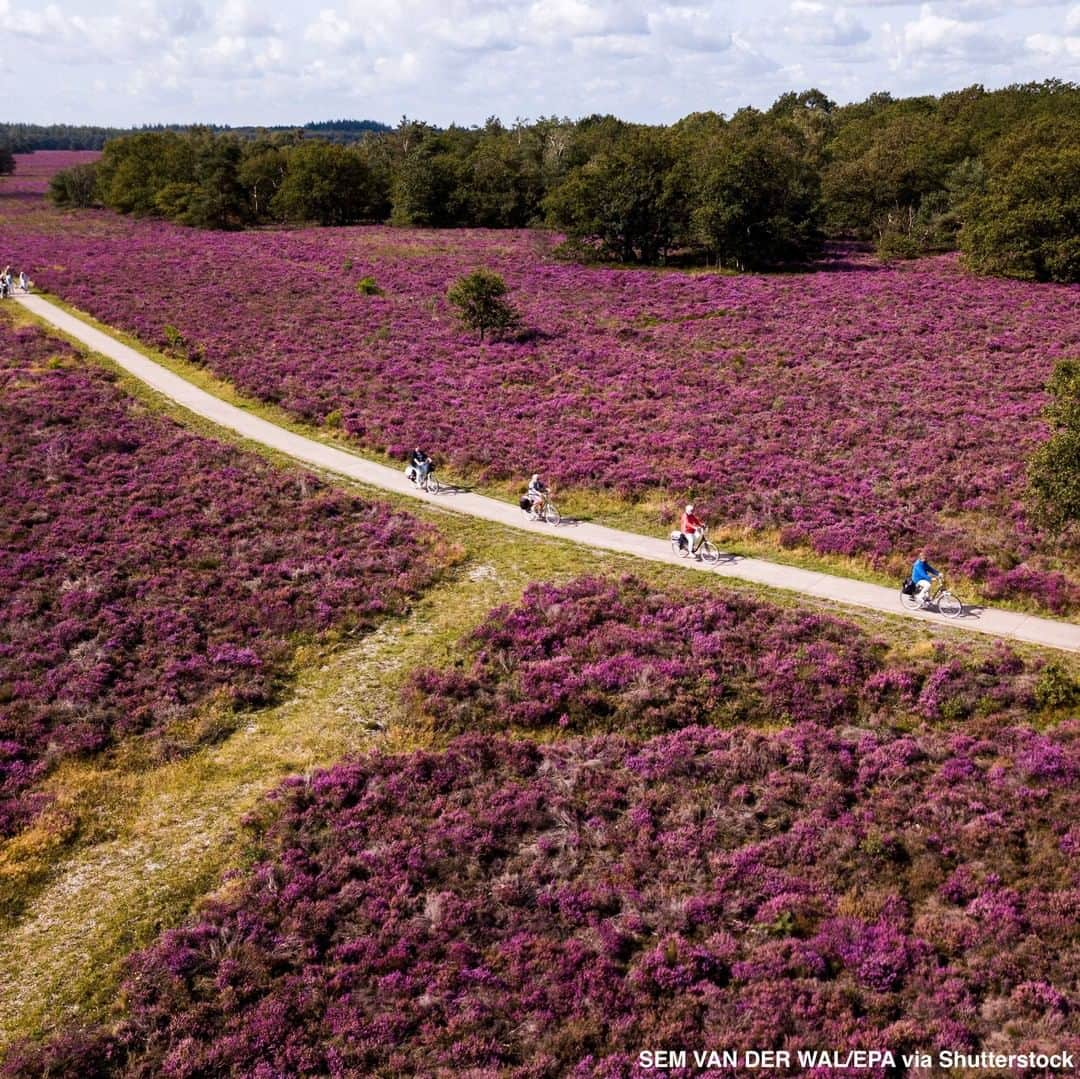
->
[531, 474, 540, 484]
[685, 504, 694, 513]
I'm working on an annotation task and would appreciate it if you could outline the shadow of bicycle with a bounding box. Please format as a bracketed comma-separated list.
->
[951, 603, 984, 621]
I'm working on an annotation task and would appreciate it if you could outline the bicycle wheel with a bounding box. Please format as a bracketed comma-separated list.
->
[937, 590, 963, 618]
[900, 589, 922, 612]
[544, 502, 561, 526]
[423, 474, 441, 495]
[698, 540, 720, 565]
[672, 537, 688, 557]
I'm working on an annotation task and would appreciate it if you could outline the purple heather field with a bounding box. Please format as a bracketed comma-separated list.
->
[407, 575, 1069, 737]
[9, 725, 1078, 1077]
[6, 577, 1078, 1077]
[2, 154, 1079, 1079]
[0, 313, 448, 837]
[3, 153, 1079, 611]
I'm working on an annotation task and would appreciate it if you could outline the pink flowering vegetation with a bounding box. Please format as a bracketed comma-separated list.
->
[8, 722, 1079, 1077]
[3, 153, 1079, 612]
[408, 576, 1071, 738]
[0, 151, 99, 232]
[0, 315, 449, 837]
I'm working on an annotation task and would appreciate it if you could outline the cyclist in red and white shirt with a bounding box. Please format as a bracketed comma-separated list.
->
[680, 504, 705, 559]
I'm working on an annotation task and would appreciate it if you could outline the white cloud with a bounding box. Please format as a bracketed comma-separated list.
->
[570, 32, 654, 60]
[304, 8, 363, 51]
[154, 0, 208, 35]
[0, 0, 1075, 126]
[729, 31, 782, 75]
[526, 0, 648, 41]
[787, 1, 870, 46]
[1026, 30, 1080, 59]
[371, 50, 422, 84]
[648, 5, 731, 52]
[885, 3, 1013, 68]
[419, 11, 520, 53]
[218, 0, 279, 37]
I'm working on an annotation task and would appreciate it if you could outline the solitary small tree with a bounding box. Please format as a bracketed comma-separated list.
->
[446, 269, 520, 341]
[1028, 359, 1080, 533]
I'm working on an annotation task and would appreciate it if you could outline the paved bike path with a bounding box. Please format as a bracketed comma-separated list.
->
[18, 293, 1080, 653]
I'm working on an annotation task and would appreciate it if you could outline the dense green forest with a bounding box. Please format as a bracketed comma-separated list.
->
[41, 81, 1080, 280]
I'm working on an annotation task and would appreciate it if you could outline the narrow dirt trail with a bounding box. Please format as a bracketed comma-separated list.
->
[0, 544, 552, 1043]
[16, 293, 1080, 653]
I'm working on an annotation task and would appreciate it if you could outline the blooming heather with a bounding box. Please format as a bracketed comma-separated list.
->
[3, 154, 1079, 610]
[407, 575, 1052, 736]
[8, 723, 1078, 1076]
[0, 316, 447, 836]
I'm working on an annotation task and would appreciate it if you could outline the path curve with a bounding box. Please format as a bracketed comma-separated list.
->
[17, 293, 1080, 653]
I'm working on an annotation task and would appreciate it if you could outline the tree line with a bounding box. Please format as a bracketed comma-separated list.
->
[43, 81, 1080, 281]
[0, 119, 390, 153]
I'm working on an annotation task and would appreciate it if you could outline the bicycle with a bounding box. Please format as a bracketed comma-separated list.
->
[670, 527, 721, 565]
[521, 494, 560, 525]
[900, 574, 962, 618]
[404, 463, 441, 495]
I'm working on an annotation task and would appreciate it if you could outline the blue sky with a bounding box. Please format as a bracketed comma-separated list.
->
[1, 0, 1077, 126]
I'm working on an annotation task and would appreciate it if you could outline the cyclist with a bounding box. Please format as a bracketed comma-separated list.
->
[407, 446, 432, 486]
[526, 473, 549, 515]
[911, 549, 942, 607]
[680, 503, 705, 560]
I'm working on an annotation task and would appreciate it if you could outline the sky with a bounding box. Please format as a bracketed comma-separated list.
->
[1, 0, 1077, 127]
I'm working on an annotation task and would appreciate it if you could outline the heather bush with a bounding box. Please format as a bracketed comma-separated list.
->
[407, 576, 1048, 738]
[0, 317, 448, 836]
[4, 154, 1078, 610]
[9, 722, 1078, 1076]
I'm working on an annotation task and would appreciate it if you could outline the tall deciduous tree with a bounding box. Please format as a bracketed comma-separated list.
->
[1029, 360, 1080, 534]
[685, 111, 821, 269]
[960, 120, 1080, 282]
[391, 146, 468, 227]
[271, 142, 379, 226]
[544, 127, 684, 264]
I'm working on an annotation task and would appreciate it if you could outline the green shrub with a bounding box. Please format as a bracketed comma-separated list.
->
[446, 269, 520, 342]
[48, 162, 99, 208]
[356, 276, 383, 296]
[876, 230, 922, 261]
[1035, 662, 1080, 710]
[162, 325, 185, 351]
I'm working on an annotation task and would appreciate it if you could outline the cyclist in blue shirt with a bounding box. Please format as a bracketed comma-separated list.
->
[911, 550, 941, 607]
